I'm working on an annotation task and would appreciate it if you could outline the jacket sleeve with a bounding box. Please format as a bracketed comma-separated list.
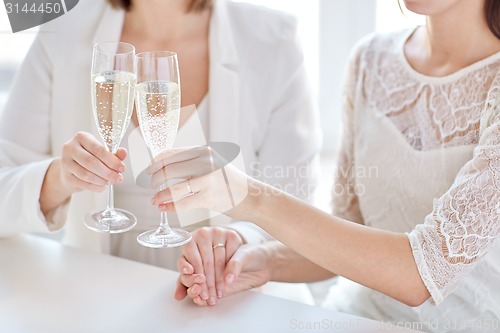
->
[0, 33, 67, 237]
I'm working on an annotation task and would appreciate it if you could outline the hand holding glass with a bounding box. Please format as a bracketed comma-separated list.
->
[84, 42, 137, 233]
[135, 51, 192, 248]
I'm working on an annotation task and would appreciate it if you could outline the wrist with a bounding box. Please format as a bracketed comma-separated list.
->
[260, 242, 279, 283]
[40, 159, 75, 215]
[52, 159, 76, 197]
[226, 177, 264, 222]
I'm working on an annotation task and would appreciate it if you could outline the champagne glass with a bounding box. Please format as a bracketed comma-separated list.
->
[135, 51, 192, 248]
[84, 42, 137, 233]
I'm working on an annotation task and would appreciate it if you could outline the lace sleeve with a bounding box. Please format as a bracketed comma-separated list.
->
[331, 43, 365, 225]
[407, 99, 500, 305]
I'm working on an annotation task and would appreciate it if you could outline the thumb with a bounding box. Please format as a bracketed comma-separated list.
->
[115, 147, 128, 161]
[223, 248, 249, 285]
[174, 278, 188, 301]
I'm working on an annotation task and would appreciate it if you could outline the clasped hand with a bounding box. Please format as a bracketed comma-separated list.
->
[173, 227, 271, 306]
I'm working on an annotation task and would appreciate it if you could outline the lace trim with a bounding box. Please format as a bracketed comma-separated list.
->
[409, 116, 499, 302]
[437, 151, 500, 263]
[407, 231, 442, 304]
[362, 30, 500, 151]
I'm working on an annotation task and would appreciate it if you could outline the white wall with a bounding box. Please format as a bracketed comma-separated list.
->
[318, 0, 376, 153]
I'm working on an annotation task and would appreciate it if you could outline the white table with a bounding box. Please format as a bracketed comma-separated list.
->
[0, 235, 422, 333]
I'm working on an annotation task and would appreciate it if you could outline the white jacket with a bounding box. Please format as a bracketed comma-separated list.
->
[0, 0, 321, 253]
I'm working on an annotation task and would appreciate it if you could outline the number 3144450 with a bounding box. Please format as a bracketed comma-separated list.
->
[5, 2, 63, 14]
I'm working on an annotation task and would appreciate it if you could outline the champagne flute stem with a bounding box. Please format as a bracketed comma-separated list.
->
[106, 184, 115, 210]
[101, 183, 117, 218]
[103, 145, 118, 218]
[158, 212, 173, 234]
[157, 184, 173, 235]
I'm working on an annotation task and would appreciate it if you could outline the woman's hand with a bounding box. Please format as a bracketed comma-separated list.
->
[60, 131, 126, 193]
[174, 228, 272, 306]
[40, 131, 128, 217]
[173, 227, 244, 306]
[148, 145, 254, 217]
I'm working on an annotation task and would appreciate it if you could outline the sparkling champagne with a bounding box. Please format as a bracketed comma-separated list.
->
[92, 70, 136, 149]
[135, 81, 180, 157]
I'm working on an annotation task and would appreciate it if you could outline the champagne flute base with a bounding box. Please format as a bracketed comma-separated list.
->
[137, 228, 192, 248]
[84, 209, 137, 234]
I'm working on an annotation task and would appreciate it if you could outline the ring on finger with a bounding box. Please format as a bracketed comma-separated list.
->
[212, 243, 225, 250]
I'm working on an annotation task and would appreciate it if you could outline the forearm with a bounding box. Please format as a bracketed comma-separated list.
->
[233, 179, 430, 306]
[40, 159, 74, 217]
[261, 240, 335, 283]
[226, 221, 273, 245]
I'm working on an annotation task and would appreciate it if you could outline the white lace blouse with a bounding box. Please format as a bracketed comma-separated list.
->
[326, 28, 500, 332]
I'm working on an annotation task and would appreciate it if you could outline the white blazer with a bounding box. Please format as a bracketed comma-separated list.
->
[0, 0, 321, 253]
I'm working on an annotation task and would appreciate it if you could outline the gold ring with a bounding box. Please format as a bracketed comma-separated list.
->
[186, 179, 194, 195]
[212, 243, 225, 250]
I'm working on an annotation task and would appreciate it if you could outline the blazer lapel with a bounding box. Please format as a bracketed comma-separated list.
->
[92, 6, 125, 45]
[208, 0, 240, 144]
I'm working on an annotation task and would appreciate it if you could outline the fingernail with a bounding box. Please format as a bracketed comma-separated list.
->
[225, 274, 235, 284]
[116, 175, 123, 184]
[118, 165, 125, 173]
[182, 267, 189, 274]
[217, 290, 223, 298]
[208, 297, 216, 305]
[201, 291, 209, 300]
[195, 276, 204, 284]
